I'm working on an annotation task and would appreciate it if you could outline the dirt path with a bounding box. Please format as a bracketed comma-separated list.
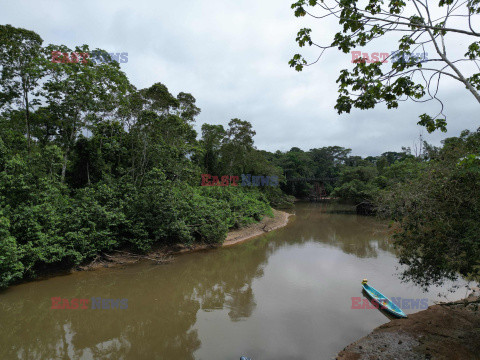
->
[336, 293, 480, 360]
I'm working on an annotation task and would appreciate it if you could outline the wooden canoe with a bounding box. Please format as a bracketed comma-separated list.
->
[361, 281, 407, 318]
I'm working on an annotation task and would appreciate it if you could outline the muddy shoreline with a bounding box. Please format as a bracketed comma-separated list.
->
[223, 209, 292, 246]
[78, 209, 293, 270]
[336, 291, 480, 360]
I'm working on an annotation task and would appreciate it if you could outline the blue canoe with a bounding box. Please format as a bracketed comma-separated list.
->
[361, 280, 407, 318]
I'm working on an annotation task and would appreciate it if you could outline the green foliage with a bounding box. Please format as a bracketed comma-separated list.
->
[0, 25, 45, 150]
[289, 0, 480, 132]
[0, 26, 276, 290]
[332, 151, 423, 211]
[332, 166, 379, 204]
[268, 145, 353, 198]
[199, 187, 273, 228]
[377, 128, 480, 287]
[0, 211, 24, 288]
[418, 114, 447, 133]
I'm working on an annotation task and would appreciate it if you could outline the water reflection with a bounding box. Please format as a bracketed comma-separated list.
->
[273, 202, 394, 258]
[0, 202, 465, 360]
[0, 231, 275, 359]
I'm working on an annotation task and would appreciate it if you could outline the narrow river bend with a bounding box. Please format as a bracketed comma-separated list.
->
[0, 202, 466, 360]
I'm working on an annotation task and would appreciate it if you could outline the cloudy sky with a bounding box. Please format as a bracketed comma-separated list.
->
[1, 0, 478, 156]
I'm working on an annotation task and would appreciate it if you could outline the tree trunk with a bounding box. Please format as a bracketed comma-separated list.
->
[87, 162, 91, 185]
[61, 152, 68, 183]
[24, 89, 31, 153]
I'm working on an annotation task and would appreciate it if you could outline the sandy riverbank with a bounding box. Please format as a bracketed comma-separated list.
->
[80, 209, 292, 269]
[336, 292, 480, 360]
[223, 209, 292, 246]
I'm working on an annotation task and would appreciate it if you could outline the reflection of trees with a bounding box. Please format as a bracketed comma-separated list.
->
[0, 234, 272, 360]
[0, 202, 392, 359]
[226, 286, 256, 321]
[282, 202, 394, 258]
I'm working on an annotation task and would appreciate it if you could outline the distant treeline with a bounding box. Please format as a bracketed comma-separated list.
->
[0, 24, 478, 290]
[271, 131, 480, 288]
[264, 145, 414, 200]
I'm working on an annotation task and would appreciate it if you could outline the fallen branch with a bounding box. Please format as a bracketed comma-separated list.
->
[112, 250, 173, 264]
[103, 252, 138, 264]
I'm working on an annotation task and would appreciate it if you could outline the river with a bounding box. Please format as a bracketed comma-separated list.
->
[0, 202, 467, 359]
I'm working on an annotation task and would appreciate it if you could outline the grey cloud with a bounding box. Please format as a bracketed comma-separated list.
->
[1, 0, 478, 157]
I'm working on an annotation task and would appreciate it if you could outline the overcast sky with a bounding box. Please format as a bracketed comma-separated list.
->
[1, 0, 479, 156]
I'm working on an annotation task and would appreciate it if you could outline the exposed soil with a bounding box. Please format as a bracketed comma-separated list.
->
[336, 292, 480, 360]
[78, 209, 292, 270]
[223, 209, 292, 246]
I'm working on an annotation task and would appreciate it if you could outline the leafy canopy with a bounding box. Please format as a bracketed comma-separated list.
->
[290, 0, 480, 132]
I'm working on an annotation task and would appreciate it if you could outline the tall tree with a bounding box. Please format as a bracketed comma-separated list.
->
[126, 83, 199, 184]
[176, 92, 201, 122]
[289, 0, 480, 132]
[42, 44, 132, 182]
[377, 129, 480, 287]
[221, 119, 256, 174]
[200, 124, 226, 174]
[0, 25, 45, 151]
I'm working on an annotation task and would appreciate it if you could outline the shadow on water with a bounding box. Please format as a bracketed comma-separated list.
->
[360, 288, 398, 321]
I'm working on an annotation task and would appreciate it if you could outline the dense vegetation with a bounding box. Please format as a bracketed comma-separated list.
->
[272, 132, 480, 287]
[267, 145, 414, 203]
[377, 130, 480, 288]
[287, 0, 480, 287]
[0, 24, 478, 291]
[0, 25, 283, 289]
[280, 135, 480, 287]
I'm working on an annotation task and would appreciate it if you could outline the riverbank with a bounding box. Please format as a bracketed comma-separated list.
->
[79, 209, 292, 270]
[223, 209, 292, 246]
[336, 291, 480, 360]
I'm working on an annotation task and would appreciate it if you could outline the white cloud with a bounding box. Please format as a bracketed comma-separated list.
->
[1, 0, 478, 157]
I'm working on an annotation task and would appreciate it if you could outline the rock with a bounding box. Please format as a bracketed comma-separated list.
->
[468, 287, 480, 298]
[336, 297, 480, 360]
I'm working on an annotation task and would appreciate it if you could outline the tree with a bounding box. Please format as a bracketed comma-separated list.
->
[200, 124, 226, 174]
[221, 119, 256, 174]
[377, 128, 480, 287]
[332, 165, 379, 207]
[42, 44, 132, 182]
[0, 25, 45, 151]
[126, 83, 199, 185]
[274, 147, 315, 196]
[140, 82, 179, 115]
[289, 0, 480, 132]
[129, 111, 198, 184]
[0, 210, 24, 289]
[176, 92, 201, 122]
[310, 146, 351, 178]
[0, 26, 278, 291]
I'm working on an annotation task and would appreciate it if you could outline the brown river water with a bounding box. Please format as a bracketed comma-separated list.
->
[0, 202, 467, 360]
